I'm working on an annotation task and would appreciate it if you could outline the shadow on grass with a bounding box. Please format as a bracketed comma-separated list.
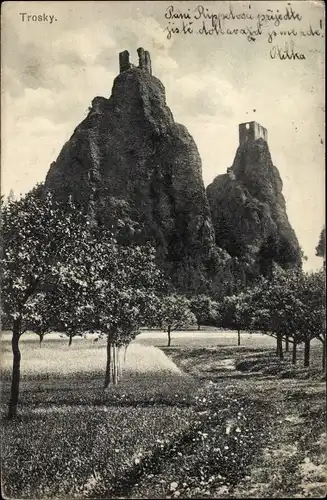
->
[1, 371, 199, 414]
[14, 398, 195, 410]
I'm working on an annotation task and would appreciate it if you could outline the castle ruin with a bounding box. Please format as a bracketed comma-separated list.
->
[239, 121, 268, 145]
[119, 47, 152, 75]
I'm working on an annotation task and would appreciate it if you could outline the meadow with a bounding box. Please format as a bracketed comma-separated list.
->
[1, 329, 326, 499]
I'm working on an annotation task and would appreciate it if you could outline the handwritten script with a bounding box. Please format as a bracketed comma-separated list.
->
[163, 3, 324, 60]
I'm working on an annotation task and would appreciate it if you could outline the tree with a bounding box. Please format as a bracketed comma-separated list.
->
[156, 295, 197, 347]
[295, 270, 325, 368]
[257, 235, 278, 280]
[51, 254, 92, 347]
[23, 292, 54, 346]
[220, 291, 254, 346]
[75, 235, 164, 387]
[251, 266, 325, 368]
[316, 227, 326, 266]
[189, 295, 220, 330]
[1, 187, 87, 419]
[250, 268, 302, 361]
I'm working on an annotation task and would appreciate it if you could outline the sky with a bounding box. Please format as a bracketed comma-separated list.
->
[1, 0, 325, 271]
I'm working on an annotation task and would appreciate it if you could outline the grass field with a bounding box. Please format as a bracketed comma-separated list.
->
[1, 329, 326, 499]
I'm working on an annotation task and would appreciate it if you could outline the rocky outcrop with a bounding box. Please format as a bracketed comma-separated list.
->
[44, 56, 300, 292]
[206, 133, 301, 278]
[45, 50, 228, 294]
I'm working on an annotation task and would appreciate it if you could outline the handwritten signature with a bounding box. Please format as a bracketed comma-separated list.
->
[270, 41, 306, 60]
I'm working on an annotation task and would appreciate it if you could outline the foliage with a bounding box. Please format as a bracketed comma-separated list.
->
[156, 295, 197, 333]
[189, 295, 220, 328]
[219, 291, 254, 332]
[315, 226, 326, 260]
[250, 266, 325, 366]
[251, 267, 325, 342]
[295, 270, 325, 344]
[73, 233, 164, 384]
[23, 292, 54, 344]
[1, 185, 89, 417]
[250, 268, 301, 336]
[1, 184, 165, 414]
[96, 194, 143, 245]
[48, 225, 164, 373]
[86, 238, 163, 344]
[257, 235, 279, 280]
[0, 185, 86, 333]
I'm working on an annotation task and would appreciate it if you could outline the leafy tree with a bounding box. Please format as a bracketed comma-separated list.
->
[96, 194, 143, 245]
[250, 268, 302, 361]
[51, 246, 93, 347]
[220, 291, 254, 346]
[295, 270, 325, 368]
[257, 235, 278, 280]
[251, 267, 325, 368]
[23, 292, 54, 346]
[316, 227, 326, 265]
[78, 236, 164, 386]
[189, 295, 220, 330]
[156, 295, 197, 347]
[1, 187, 86, 419]
[277, 235, 301, 267]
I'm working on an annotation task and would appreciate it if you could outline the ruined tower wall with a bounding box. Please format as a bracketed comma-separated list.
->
[145, 50, 152, 75]
[119, 50, 131, 73]
[119, 48, 152, 74]
[239, 121, 268, 145]
[137, 47, 152, 73]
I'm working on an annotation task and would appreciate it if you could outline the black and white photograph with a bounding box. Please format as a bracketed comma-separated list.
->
[0, 0, 325, 498]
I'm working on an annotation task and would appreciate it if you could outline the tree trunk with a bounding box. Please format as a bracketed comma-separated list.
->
[118, 347, 122, 379]
[276, 333, 283, 360]
[292, 340, 297, 365]
[285, 335, 289, 352]
[237, 329, 241, 346]
[112, 344, 118, 385]
[197, 323, 201, 331]
[39, 334, 44, 348]
[112, 344, 115, 384]
[8, 319, 21, 420]
[275, 331, 279, 356]
[322, 340, 326, 373]
[104, 336, 112, 388]
[116, 346, 119, 383]
[68, 335, 73, 347]
[124, 344, 128, 364]
[304, 338, 310, 367]
[167, 326, 171, 347]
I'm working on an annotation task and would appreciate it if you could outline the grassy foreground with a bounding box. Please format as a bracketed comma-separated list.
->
[1, 331, 326, 498]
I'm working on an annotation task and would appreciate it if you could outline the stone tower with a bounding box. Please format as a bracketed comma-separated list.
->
[119, 50, 131, 73]
[119, 47, 152, 75]
[239, 121, 268, 145]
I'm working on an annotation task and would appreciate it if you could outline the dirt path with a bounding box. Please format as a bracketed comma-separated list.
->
[160, 346, 326, 498]
[229, 378, 326, 498]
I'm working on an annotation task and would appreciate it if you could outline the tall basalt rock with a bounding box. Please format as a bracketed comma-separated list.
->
[45, 49, 228, 294]
[207, 124, 301, 281]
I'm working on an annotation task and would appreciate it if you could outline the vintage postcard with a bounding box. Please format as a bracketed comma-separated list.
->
[1, 1, 325, 499]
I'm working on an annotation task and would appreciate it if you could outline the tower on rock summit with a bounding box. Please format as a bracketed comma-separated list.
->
[119, 47, 152, 75]
[207, 119, 301, 277]
[239, 121, 268, 145]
